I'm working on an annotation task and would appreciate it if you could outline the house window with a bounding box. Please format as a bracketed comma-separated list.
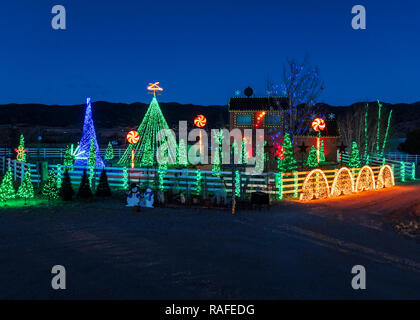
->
[236, 114, 252, 125]
[265, 114, 282, 125]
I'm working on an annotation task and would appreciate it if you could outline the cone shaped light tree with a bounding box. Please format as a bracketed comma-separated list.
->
[74, 98, 104, 167]
[118, 95, 177, 168]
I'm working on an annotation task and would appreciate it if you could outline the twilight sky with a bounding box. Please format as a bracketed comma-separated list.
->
[1, 0, 419, 106]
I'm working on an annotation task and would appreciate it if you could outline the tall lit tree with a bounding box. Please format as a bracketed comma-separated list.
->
[241, 138, 248, 165]
[74, 98, 104, 167]
[118, 95, 177, 167]
[0, 169, 16, 203]
[88, 138, 96, 168]
[319, 140, 326, 163]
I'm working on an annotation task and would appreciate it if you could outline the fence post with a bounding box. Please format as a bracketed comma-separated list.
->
[400, 161, 406, 182]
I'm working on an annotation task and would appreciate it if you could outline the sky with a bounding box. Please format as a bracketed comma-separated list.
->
[0, 0, 419, 106]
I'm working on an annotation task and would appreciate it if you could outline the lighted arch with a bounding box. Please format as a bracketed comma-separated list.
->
[330, 167, 354, 197]
[299, 169, 330, 201]
[376, 165, 395, 189]
[355, 166, 376, 193]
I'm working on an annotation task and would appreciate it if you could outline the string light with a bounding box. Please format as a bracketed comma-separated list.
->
[400, 161, 406, 182]
[330, 167, 354, 197]
[376, 165, 395, 189]
[355, 166, 376, 192]
[300, 169, 330, 201]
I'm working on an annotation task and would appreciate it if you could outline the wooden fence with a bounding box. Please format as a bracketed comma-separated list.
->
[1, 156, 415, 201]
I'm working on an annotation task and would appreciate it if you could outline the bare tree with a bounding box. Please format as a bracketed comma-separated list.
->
[267, 56, 324, 135]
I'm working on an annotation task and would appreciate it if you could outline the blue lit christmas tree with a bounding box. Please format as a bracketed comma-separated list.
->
[74, 98, 104, 167]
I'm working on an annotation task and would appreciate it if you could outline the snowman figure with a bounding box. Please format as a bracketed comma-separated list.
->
[126, 183, 141, 207]
[140, 187, 154, 208]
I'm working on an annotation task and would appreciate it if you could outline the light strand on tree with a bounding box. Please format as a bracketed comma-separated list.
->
[380, 110, 393, 156]
[363, 103, 369, 159]
[376, 100, 382, 154]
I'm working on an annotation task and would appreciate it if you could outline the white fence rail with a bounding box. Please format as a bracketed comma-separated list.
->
[0, 147, 126, 160]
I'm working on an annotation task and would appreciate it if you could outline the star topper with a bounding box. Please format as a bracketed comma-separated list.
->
[147, 82, 163, 96]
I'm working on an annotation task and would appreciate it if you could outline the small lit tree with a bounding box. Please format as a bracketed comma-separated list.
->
[105, 142, 114, 161]
[42, 170, 59, 200]
[63, 145, 75, 166]
[306, 146, 318, 168]
[349, 141, 361, 168]
[0, 169, 16, 204]
[17, 170, 34, 204]
[278, 133, 297, 172]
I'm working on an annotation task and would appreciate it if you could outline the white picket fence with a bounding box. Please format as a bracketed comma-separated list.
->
[0, 147, 126, 160]
[383, 152, 420, 166]
[339, 152, 416, 181]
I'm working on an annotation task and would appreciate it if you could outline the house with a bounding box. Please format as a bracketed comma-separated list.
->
[228, 96, 339, 166]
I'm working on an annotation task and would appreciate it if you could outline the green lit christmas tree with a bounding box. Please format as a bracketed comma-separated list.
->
[319, 140, 326, 163]
[17, 170, 34, 203]
[0, 169, 16, 203]
[118, 95, 177, 168]
[42, 170, 59, 200]
[212, 130, 223, 175]
[306, 146, 318, 168]
[105, 142, 114, 162]
[278, 133, 297, 172]
[349, 141, 361, 168]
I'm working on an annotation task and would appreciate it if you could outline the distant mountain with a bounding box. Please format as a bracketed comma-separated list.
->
[0, 101, 228, 129]
[0, 100, 419, 146]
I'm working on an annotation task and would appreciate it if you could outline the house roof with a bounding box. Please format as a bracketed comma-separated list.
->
[228, 97, 289, 111]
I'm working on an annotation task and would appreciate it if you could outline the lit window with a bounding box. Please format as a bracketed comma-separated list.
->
[265, 114, 282, 125]
[236, 114, 252, 125]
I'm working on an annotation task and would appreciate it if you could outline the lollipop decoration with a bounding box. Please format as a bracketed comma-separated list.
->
[127, 131, 140, 168]
[194, 115, 207, 155]
[194, 115, 207, 128]
[312, 118, 326, 132]
[311, 118, 326, 163]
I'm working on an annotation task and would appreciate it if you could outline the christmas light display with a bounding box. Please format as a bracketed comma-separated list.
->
[0, 169, 16, 203]
[411, 163, 416, 180]
[278, 133, 297, 172]
[376, 100, 382, 153]
[74, 98, 104, 167]
[319, 140, 326, 162]
[15, 134, 27, 162]
[212, 130, 223, 175]
[349, 141, 361, 168]
[123, 167, 129, 190]
[194, 170, 202, 196]
[293, 172, 298, 198]
[88, 138, 96, 168]
[105, 142, 114, 161]
[127, 131, 140, 144]
[118, 94, 177, 168]
[17, 170, 34, 202]
[254, 111, 266, 128]
[312, 118, 326, 132]
[306, 146, 318, 168]
[194, 115, 207, 128]
[355, 166, 376, 192]
[241, 138, 248, 165]
[235, 170, 241, 197]
[56, 164, 63, 189]
[275, 172, 283, 200]
[400, 161, 406, 182]
[363, 103, 369, 159]
[42, 170, 59, 200]
[330, 167, 354, 197]
[147, 82, 163, 95]
[299, 169, 330, 201]
[380, 110, 393, 156]
[376, 165, 395, 189]
[231, 140, 239, 162]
